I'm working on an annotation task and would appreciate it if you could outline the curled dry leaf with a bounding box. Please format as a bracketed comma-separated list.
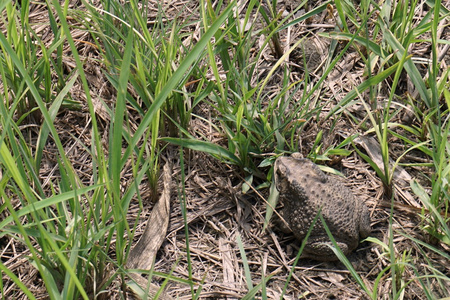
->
[126, 162, 173, 299]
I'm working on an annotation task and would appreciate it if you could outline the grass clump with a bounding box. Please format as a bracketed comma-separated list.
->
[0, 0, 449, 298]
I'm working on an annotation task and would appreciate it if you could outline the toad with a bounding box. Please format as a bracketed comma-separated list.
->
[274, 153, 371, 261]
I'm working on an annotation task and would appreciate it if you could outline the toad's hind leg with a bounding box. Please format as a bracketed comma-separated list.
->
[302, 241, 350, 261]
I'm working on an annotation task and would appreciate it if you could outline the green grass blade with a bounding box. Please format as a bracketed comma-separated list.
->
[380, 17, 431, 107]
[161, 137, 241, 165]
[278, 1, 330, 31]
[327, 61, 400, 118]
[35, 71, 79, 169]
[320, 214, 374, 297]
[121, 0, 238, 168]
[0, 262, 37, 300]
[110, 23, 134, 263]
[0, 184, 102, 229]
[236, 233, 253, 291]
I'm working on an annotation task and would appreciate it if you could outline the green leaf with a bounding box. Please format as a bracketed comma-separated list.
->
[327, 61, 400, 118]
[278, 1, 331, 31]
[161, 137, 241, 165]
[35, 71, 79, 169]
[0, 184, 103, 229]
[380, 17, 431, 107]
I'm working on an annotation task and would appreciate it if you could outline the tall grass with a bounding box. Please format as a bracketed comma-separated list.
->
[0, 0, 237, 298]
[0, 0, 449, 298]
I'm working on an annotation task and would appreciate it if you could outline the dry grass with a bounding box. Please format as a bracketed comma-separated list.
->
[1, 0, 449, 299]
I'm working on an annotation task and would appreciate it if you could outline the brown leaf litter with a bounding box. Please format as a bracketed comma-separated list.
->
[1, 0, 450, 299]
